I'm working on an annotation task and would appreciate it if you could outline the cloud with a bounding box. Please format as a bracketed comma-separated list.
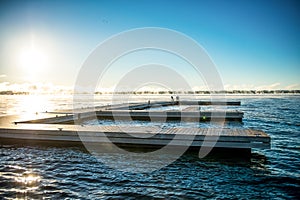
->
[222, 82, 300, 91]
[222, 82, 288, 91]
[0, 82, 72, 94]
[255, 82, 281, 90]
[285, 84, 300, 90]
[0, 82, 10, 91]
[0, 74, 7, 78]
[192, 86, 209, 91]
[224, 84, 255, 90]
[268, 82, 281, 89]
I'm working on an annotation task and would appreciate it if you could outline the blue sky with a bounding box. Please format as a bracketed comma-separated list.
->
[0, 0, 299, 91]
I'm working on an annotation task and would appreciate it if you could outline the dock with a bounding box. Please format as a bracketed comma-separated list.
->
[0, 100, 271, 153]
[18, 100, 243, 124]
[0, 122, 270, 149]
[17, 110, 243, 124]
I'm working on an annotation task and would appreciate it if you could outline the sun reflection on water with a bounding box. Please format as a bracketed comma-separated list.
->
[14, 172, 41, 195]
[15, 173, 40, 186]
[19, 95, 49, 117]
[1, 95, 59, 121]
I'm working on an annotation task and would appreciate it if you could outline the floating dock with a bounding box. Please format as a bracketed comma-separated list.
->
[18, 110, 243, 124]
[0, 100, 271, 153]
[18, 100, 243, 124]
[0, 123, 270, 149]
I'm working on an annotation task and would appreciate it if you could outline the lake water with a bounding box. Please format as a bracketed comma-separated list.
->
[0, 94, 299, 199]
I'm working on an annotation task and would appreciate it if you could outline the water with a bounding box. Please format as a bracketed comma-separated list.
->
[0, 94, 299, 199]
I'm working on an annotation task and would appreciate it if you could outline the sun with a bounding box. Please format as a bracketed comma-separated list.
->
[19, 46, 47, 70]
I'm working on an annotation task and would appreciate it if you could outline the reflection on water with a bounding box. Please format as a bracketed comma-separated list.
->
[0, 95, 55, 117]
[15, 173, 40, 187]
[0, 165, 41, 199]
[16, 95, 51, 120]
[14, 172, 41, 196]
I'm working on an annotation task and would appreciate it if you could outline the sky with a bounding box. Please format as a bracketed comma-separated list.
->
[0, 0, 299, 92]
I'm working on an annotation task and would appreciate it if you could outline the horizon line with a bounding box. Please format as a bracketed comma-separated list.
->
[1, 89, 300, 95]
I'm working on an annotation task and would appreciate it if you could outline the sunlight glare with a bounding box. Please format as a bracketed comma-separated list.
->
[19, 46, 47, 70]
[15, 174, 40, 185]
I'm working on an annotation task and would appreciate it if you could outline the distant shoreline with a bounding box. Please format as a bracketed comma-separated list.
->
[1, 90, 300, 95]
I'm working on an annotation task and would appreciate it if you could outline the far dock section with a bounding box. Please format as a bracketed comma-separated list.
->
[179, 100, 241, 106]
[107, 100, 241, 110]
[95, 110, 243, 122]
[24, 100, 242, 124]
[19, 110, 243, 124]
[52, 100, 241, 114]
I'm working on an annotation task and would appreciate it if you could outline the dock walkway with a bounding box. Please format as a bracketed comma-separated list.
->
[18, 100, 243, 124]
[0, 122, 270, 149]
